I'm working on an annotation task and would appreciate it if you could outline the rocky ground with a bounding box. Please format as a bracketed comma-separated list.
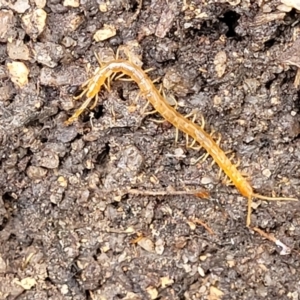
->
[0, 0, 300, 299]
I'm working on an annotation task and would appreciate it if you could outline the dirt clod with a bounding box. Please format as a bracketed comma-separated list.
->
[0, 1, 300, 299]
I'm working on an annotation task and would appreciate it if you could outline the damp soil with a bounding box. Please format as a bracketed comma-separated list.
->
[1, 1, 300, 299]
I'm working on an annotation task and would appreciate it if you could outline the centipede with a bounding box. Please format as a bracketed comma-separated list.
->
[65, 57, 297, 227]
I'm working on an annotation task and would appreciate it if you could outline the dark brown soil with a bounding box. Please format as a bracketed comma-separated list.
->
[1, 1, 300, 299]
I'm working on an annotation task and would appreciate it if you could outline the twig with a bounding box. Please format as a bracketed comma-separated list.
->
[252, 227, 291, 255]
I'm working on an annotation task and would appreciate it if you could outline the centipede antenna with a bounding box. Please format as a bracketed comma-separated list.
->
[65, 96, 94, 125]
[81, 77, 93, 89]
[252, 193, 298, 202]
[215, 133, 222, 145]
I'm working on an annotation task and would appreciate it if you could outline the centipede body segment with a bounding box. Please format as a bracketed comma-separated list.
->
[65, 59, 297, 227]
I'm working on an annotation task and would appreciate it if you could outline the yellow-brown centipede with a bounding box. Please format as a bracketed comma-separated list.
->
[65, 59, 297, 226]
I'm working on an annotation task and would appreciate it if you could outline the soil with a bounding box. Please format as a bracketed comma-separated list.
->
[0, 0, 300, 299]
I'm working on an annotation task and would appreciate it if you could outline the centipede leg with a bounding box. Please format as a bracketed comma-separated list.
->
[161, 88, 178, 109]
[142, 101, 151, 114]
[144, 67, 156, 74]
[94, 52, 105, 67]
[223, 176, 233, 186]
[200, 114, 205, 129]
[215, 133, 222, 145]
[217, 167, 223, 178]
[209, 129, 216, 138]
[175, 128, 179, 144]
[144, 109, 158, 116]
[194, 152, 210, 165]
[171, 94, 178, 110]
[152, 77, 160, 84]
[234, 158, 241, 168]
[185, 109, 198, 119]
[149, 118, 166, 124]
[115, 47, 121, 60]
[201, 152, 210, 162]
[89, 93, 99, 110]
[188, 138, 197, 149]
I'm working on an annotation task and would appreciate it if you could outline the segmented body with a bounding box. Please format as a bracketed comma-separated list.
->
[66, 59, 297, 226]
